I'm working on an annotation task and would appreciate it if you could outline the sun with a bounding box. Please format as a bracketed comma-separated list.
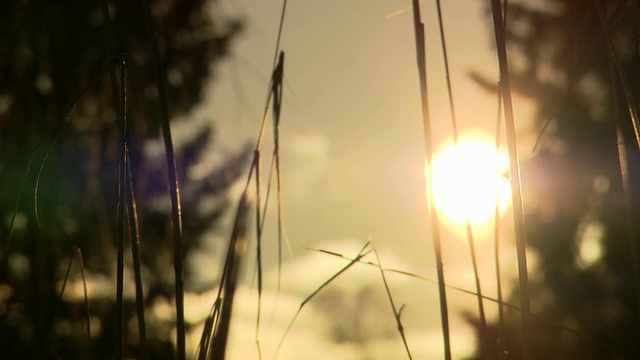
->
[427, 140, 511, 226]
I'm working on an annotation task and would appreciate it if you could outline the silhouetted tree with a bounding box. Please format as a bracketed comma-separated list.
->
[0, 1, 247, 358]
[469, 1, 640, 359]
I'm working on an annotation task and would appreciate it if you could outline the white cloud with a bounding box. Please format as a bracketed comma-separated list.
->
[280, 132, 330, 200]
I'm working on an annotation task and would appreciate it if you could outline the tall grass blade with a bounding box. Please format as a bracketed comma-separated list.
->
[272, 52, 286, 296]
[115, 57, 127, 360]
[434, 0, 458, 142]
[253, 149, 263, 356]
[196, 299, 219, 360]
[259, 51, 289, 288]
[197, 195, 249, 359]
[607, 59, 640, 324]
[489, 1, 532, 358]
[260, 155, 276, 232]
[464, 221, 488, 348]
[100, 0, 121, 121]
[251, 51, 285, 357]
[209, 193, 250, 360]
[98, 8, 128, 357]
[224, 0, 289, 351]
[385, 0, 426, 19]
[370, 242, 413, 359]
[614, 124, 640, 323]
[600, 0, 640, 326]
[409, 1, 451, 358]
[594, 0, 640, 149]
[272, 1, 289, 69]
[275, 243, 371, 356]
[141, 2, 186, 357]
[434, 0, 488, 348]
[494, 83, 506, 360]
[125, 145, 149, 359]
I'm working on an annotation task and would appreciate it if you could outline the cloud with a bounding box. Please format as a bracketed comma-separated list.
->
[281, 132, 330, 201]
[176, 236, 494, 359]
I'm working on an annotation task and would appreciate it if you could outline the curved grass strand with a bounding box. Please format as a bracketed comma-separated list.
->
[34, 58, 119, 227]
[275, 243, 371, 357]
[1, 145, 40, 269]
[370, 241, 413, 360]
[313, 247, 622, 359]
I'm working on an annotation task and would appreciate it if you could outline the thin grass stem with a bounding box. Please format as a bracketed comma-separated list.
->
[489, 1, 532, 358]
[370, 241, 413, 360]
[114, 56, 127, 360]
[276, 243, 371, 357]
[140, 2, 186, 357]
[253, 149, 264, 359]
[34, 58, 119, 227]
[410, 1, 451, 358]
[434, 0, 488, 348]
[607, 56, 640, 325]
[209, 193, 250, 360]
[314, 247, 623, 358]
[125, 144, 149, 360]
[196, 299, 218, 360]
[1, 145, 39, 270]
[249, 51, 285, 358]
[494, 82, 506, 360]
[594, 0, 640, 149]
[272, 52, 286, 296]
[97, 8, 127, 357]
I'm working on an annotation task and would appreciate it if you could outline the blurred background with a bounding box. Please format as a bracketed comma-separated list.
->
[2, 0, 640, 359]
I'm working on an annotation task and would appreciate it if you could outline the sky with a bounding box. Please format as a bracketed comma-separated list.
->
[173, 0, 539, 358]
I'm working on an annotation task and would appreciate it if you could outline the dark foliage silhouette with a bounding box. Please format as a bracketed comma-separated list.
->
[0, 1, 247, 358]
[468, 1, 640, 359]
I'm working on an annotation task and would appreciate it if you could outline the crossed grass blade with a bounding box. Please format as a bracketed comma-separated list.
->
[596, 0, 640, 326]
[245, 49, 286, 357]
[43, 245, 92, 358]
[489, 0, 532, 358]
[606, 53, 640, 325]
[141, 1, 186, 357]
[275, 242, 372, 357]
[434, 0, 488, 349]
[26, 54, 123, 357]
[315, 247, 624, 359]
[370, 241, 413, 360]
[196, 193, 250, 360]
[409, 1, 451, 358]
[210, 194, 251, 360]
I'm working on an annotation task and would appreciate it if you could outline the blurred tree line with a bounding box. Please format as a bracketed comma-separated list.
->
[469, 0, 640, 359]
[0, 0, 248, 358]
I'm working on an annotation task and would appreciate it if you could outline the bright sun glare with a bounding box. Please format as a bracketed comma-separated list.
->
[427, 140, 511, 226]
